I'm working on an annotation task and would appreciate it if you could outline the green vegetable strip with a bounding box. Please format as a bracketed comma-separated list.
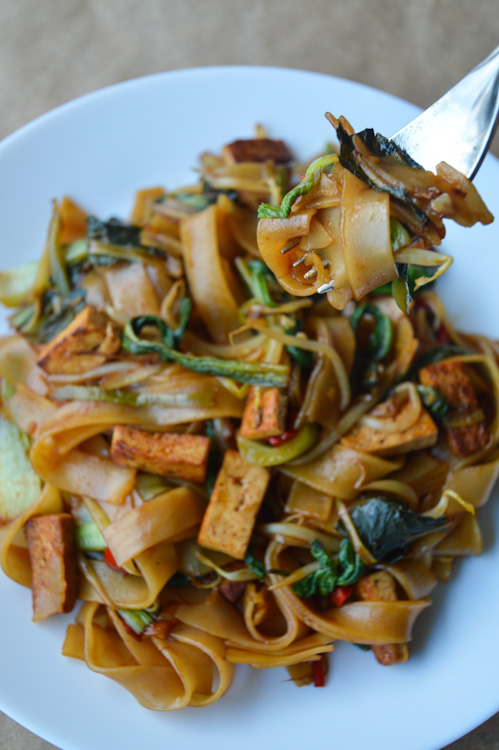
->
[258, 154, 338, 219]
[408, 345, 466, 377]
[390, 218, 411, 252]
[65, 239, 89, 265]
[390, 274, 411, 314]
[0, 261, 39, 308]
[173, 297, 192, 346]
[88, 240, 164, 267]
[0, 413, 42, 520]
[247, 259, 277, 307]
[52, 385, 214, 408]
[75, 522, 107, 551]
[122, 316, 289, 388]
[47, 203, 70, 294]
[237, 424, 318, 467]
[236, 258, 277, 307]
[284, 322, 314, 370]
[350, 304, 393, 362]
[416, 385, 448, 421]
[116, 608, 155, 635]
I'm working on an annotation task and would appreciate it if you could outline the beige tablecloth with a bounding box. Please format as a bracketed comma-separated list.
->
[0, 2, 498, 749]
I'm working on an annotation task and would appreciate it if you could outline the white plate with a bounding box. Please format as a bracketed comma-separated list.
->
[0, 66, 498, 750]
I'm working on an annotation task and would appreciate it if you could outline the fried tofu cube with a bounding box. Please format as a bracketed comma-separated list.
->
[239, 387, 287, 440]
[222, 138, 293, 164]
[198, 450, 270, 560]
[356, 571, 410, 666]
[25, 513, 79, 621]
[420, 361, 477, 409]
[369, 642, 410, 667]
[37, 306, 120, 374]
[110, 426, 210, 483]
[341, 395, 438, 457]
[356, 570, 398, 602]
[419, 361, 490, 457]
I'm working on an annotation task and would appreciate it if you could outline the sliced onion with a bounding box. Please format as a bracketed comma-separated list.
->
[258, 522, 340, 552]
[424, 489, 475, 519]
[361, 382, 421, 434]
[47, 361, 139, 384]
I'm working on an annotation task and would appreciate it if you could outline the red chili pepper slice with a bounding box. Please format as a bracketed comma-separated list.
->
[104, 547, 128, 575]
[268, 429, 298, 447]
[331, 584, 354, 607]
[122, 622, 141, 640]
[312, 656, 327, 687]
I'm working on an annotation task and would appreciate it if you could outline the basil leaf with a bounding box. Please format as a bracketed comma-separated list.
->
[244, 546, 266, 581]
[292, 572, 322, 599]
[336, 539, 365, 586]
[291, 539, 364, 599]
[346, 496, 450, 563]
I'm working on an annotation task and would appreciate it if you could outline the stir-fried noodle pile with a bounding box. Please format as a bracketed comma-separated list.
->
[0, 117, 496, 707]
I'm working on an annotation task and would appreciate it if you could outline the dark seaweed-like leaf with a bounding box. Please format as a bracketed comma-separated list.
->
[37, 289, 87, 343]
[355, 128, 423, 169]
[408, 345, 467, 378]
[87, 216, 142, 247]
[335, 122, 427, 225]
[202, 181, 239, 205]
[346, 496, 450, 562]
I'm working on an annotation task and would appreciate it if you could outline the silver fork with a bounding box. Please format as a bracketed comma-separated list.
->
[391, 44, 499, 179]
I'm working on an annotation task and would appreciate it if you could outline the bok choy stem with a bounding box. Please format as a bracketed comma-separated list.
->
[122, 316, 289, 388]
[52, 385, 214, 408]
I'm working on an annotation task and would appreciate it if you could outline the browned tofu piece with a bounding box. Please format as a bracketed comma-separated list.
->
[239, 387, 287, 440]
[341, 395, 438, 457]
[370, 642, 410, 667]
[111, 426, 210, 483]
[37, 306, 120, 374]
[198, 450, 270, 560]
[25, 513, 78, 621]
[419, 361, 490, 457]
[356, 571, 410, 666]
[356, 570, 399, 602]
[222, 138, 293, 164]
